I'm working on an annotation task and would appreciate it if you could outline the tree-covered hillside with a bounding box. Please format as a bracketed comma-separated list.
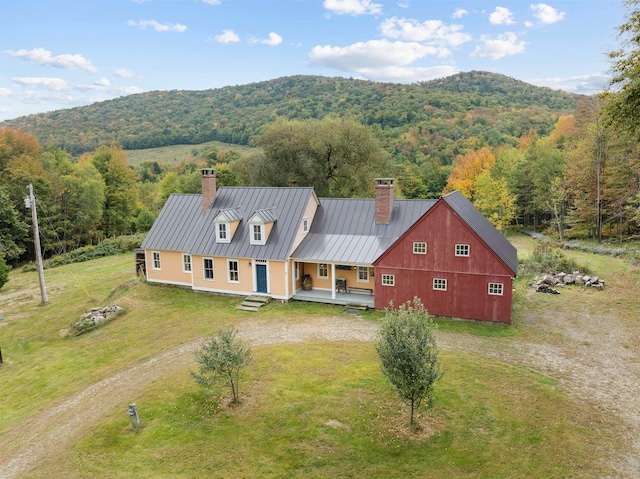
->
[1, 72, 581, 158]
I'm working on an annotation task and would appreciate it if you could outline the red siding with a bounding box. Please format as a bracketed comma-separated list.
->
[374, 200, 514, 323]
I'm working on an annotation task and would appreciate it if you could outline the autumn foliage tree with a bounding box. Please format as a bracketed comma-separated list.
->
[444, 147, 495, 200]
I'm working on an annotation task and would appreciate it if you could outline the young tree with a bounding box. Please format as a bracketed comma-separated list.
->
[376, 298, 443, 426]
[0, 252, 10, 291]
[191, 327, 252, 404]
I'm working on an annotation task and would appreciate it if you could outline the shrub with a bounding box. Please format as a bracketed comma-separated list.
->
[519, 244, 585, 276]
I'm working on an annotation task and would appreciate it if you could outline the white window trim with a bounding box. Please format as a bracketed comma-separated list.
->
[250, 223, 266, 246]
[433, 278, 447, 291]
[216, 222, 230, 243]
[203, 257, 214, 281]
[455, 244, 470, 257]
[318, 263, 329, 279]
[381, 274, 395, 286]
[303, 217, 309, 233]
[294, 261, 300, 281]
[357, 266, 369, 283]
[413, 242, 427, 254]
[228, 259, 239, 283]
[488, 282, 504, 296]
[182, 253, 192, 273]
[152, 251, 161, 270]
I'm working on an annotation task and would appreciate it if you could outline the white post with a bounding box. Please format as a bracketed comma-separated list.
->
[28, 184, 48, 305]
[331, 263, 336, 300]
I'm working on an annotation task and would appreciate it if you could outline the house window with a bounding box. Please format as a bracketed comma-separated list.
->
[455, 244, 470, 257]
[152, 251, 161, 270]
[303, 217, 309, 233]
[203, 258, 214, 280]
[318, 263, 329, 279]
[294, 261, 300, 281]
[217, 223, 229, 243]
[251, 224, 265, 245]
[228, 260, 239, 283]
[381, 274, 395, 286]
[357, 266, 369, 283]
[413, 242, 427, 254]
[182, 254, 192, 272]
[433, 278, 447, 290]
[488, 282, 504, 296]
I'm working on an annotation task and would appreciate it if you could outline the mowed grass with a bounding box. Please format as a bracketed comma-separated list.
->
[125, 140, 257, 167]
[1, 244, 635, 478]
[27, 343, 617, 479]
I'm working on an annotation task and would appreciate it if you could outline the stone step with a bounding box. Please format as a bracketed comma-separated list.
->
[236, 304, 261, 312]
[245, 295, 271, 304]
[345, 303, 368, 311]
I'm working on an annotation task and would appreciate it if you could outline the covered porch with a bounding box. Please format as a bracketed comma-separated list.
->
[291, 287, 374, 308]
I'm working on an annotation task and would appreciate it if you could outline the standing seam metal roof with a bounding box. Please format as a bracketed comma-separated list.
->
[291, 198, 436, 264]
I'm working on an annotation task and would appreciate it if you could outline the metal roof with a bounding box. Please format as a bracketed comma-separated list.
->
[291, 198, 436, 264]
[185, 187, 315, 260]
[214, 207, 242, 222]
[250, 208, 277, 224]
[141, 194, 202, 252]
[442, 191, 518, 275]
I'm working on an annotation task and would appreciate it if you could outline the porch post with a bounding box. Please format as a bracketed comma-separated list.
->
[331, 263, 336, 300]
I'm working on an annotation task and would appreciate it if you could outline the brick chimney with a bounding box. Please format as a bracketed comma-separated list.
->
[201, 168, 216, 214]
[375, 178, 394, 224]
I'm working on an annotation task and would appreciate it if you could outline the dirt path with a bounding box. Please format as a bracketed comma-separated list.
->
[1, 311, 639, 479]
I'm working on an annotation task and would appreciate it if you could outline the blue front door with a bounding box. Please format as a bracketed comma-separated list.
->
[256, 264, 268, 293]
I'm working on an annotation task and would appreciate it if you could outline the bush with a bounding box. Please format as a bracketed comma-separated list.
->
[43, 234, 146, 269]
[519, 244, 585, 276]
[0, 253, 10, 290]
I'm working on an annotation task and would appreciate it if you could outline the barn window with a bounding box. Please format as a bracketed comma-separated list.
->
[488, 282, 504, 296]
[203, 258, 214, 280]
[455, 244, 470, 257]
[318, 263, 329, 279]
[382, 274, 395, 286]
[433, 278, 447, 290]
[413, 242, 427, 254]
[152, 251, 161, 270]
[182, 254, 192, 272]
[357, 266, 369, 283]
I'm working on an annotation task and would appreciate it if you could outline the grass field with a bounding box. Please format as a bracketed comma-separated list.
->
[1, 232, 637, 478]
[125, 140, 257, 167]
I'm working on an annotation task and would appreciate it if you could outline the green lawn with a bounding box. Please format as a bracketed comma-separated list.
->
[0, 243, 633, 478]
[125, 140, 257, 167]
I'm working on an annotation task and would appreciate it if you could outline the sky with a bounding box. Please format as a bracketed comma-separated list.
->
[0, 0, 628, 122]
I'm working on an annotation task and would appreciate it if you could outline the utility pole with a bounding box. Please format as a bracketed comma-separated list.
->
[26, 184, 48, 305]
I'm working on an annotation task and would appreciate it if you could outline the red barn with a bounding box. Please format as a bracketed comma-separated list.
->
[373, 193, 518, 323]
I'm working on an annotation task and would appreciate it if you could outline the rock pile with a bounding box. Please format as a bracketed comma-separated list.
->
[61, 304, 123, 337]
[530, 272, 605, 294]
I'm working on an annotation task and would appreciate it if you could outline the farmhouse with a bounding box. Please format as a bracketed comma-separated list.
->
[141, 169, 517, 322]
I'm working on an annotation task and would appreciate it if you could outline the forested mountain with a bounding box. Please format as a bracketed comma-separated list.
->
[1, 72, 581, 158]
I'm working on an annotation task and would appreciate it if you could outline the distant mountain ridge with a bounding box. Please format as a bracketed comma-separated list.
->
[1, 71, 582, 156]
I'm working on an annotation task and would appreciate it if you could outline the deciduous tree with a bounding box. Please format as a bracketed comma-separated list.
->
[376, 298, 442, 426]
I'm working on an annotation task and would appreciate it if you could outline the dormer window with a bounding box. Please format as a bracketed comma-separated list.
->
[252, 224, 264, 245]
[248, 208, 276, 246]
[217, 222, 229, 243]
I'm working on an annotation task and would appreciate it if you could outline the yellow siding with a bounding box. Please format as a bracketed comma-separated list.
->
[290, 195, 319, 254]
[146, 249, 192, 286]
[229, 220, 240, 240]
[191, 255, 252, 293]
[269, 261, 287, 297]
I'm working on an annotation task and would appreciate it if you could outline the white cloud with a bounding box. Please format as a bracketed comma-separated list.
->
[0, 88, 13, 96]
[5, 48, 97, 73]
[356, 65, 457, 82]
[258, 32, 283, 46]
[114, 68, 135, 78]
[202, 0, 221, 4]
[94, 78, 111, 87]
[12, 77, 68, 91]
[471, 32, 526, 59]
[489, 7, 515, 25]
[380, 17, 471, 47]
[452, 8, 468, 19]
[323, 0, 382, 16]
[528, 72, 609, 94]
[214, 29, 240, 43]
[309, 39, 447, 72]
[398, 2, 410, 8]
[524, 20, 534, 28]
[530, 4, 565, 24]
[128, 20, 187, 32]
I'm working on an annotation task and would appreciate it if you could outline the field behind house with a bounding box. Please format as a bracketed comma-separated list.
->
[0, 233, 639, 478]
[125, 140, 257, 167]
